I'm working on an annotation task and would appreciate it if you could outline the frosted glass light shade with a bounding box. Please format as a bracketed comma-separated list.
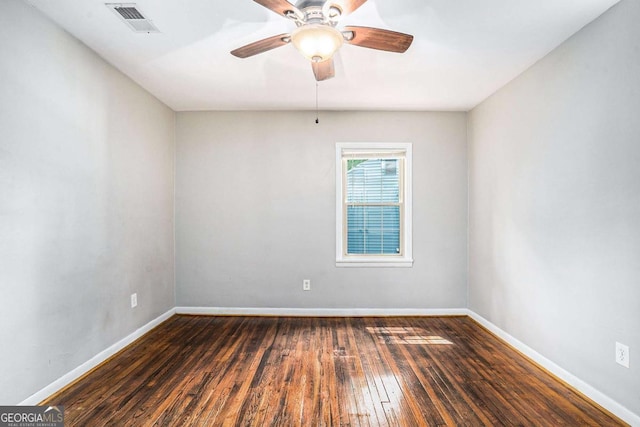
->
[291, 24, 343, 62]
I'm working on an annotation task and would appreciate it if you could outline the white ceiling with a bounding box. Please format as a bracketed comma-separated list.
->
[24, 0, 619, 112]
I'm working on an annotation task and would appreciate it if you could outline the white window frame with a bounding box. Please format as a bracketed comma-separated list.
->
[336, 142, 413, 268]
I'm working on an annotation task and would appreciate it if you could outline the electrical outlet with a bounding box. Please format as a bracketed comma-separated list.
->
[131, 293, 138, 308]
[616, 342, 629, 368]
[303, 279, 311, 291]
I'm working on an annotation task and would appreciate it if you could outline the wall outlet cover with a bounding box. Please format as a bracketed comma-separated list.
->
[615, 342, 629, 368]
[131, 293, 138, 308]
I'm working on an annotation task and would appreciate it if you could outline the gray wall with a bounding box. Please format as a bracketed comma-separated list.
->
[176, 111, 468, 309]
[0, 1, 176, 404]
[468, 0, 639, 416]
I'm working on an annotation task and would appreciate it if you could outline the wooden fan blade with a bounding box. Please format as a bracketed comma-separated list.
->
[329, 0, 368, 15]
[254, 0, 302, 18]
[311, 58, 335, 81]
[230, 34, 291, 58]
[343, 26, 413, 53]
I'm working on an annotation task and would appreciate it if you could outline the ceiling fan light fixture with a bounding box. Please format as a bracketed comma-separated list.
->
[291, 24, 344, 62]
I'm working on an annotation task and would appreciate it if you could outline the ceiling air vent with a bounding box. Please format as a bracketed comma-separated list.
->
[106, 3, 160, 33]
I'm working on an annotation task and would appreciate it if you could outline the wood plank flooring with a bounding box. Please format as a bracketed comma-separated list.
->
[43, 316, 626, 426]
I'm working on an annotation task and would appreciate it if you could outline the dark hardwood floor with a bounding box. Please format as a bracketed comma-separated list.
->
[44, 315, 625, 426]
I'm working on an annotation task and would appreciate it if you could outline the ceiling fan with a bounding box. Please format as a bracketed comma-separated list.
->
[230, 0, 414, 81]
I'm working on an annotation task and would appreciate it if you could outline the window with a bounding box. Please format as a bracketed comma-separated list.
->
[336, 143, 413, 267]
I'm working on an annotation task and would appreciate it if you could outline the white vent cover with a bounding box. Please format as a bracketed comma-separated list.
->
[106, 3, 160, 33]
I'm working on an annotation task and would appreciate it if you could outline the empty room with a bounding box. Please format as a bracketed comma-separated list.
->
[1, 0, 638, 425]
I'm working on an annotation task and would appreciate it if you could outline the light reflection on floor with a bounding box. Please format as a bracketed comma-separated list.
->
[366, 326, 454, 345]
[358, 327, 454, 420]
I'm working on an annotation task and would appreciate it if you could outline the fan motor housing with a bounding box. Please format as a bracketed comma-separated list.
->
[296, 0, 341, 23]
[296, 0, 328, 10]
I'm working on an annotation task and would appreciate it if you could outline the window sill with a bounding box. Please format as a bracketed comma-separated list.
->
[336, 258, 414, 268]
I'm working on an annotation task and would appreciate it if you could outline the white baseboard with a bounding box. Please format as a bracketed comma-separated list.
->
[175, 306, 469, 317]
[19, 308, 176, 406]
[467, 311, 639, 426]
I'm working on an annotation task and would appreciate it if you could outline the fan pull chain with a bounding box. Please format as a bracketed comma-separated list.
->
[315, 82, 319, 124]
